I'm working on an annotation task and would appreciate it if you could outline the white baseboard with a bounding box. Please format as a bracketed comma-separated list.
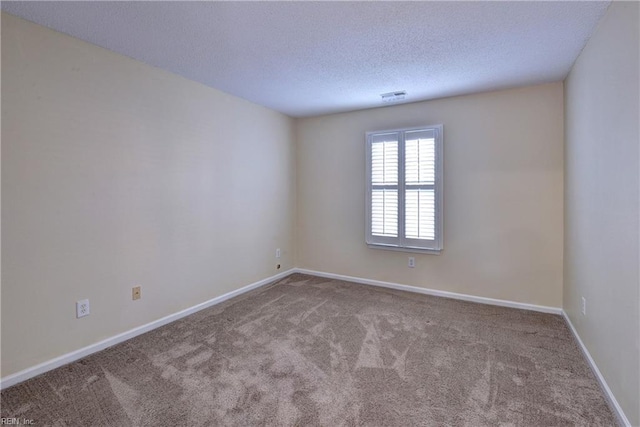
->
[294, 268, 562, 315]
[0, 268, 295, 390]
[562, 311, 631, 427]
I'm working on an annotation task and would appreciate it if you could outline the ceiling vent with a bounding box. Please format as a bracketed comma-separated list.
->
[381, 91, 407, 103]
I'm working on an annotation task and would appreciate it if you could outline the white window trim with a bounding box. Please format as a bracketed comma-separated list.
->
[365, 124, 444, 254]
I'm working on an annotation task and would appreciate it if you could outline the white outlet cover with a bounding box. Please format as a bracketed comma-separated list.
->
[408, 257, 415, 268]
[76, 299, 90, 318]
[276, 248, 281, 259]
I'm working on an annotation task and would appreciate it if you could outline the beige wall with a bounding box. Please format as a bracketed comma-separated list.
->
[1, 14, 296, 377]
[296, 83, 564, 308]
[563, 2, 640, 425]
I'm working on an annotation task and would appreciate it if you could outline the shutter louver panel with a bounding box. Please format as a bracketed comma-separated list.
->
[405, 134, 435, 185]
[405, 189, 435, 240]
[371, 139, 398, 184]
[371, 189, 398, 236]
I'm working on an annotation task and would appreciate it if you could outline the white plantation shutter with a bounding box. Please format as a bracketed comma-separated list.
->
[404, 130, 436, 241]
[369, 133, 399, 244]
[366, 126, 443, 252]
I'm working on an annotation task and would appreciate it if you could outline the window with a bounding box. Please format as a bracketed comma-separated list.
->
[366, 125, 443, 253]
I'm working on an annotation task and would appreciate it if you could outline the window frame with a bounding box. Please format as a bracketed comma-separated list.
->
[365, 124, 444, 254]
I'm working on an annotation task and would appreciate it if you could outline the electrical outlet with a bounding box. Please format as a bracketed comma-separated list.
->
[408, 257, 415, 268]
[581, 297, 586, 316]
[76, 299, 90, 318]
[132, 286, 141, 300]
[276, 248, 281, 259]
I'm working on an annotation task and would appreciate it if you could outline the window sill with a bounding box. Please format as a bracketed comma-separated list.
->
[366, 243, 442, 255]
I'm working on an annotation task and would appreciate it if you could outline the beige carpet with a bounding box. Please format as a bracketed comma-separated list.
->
[1, 273, 617, 426]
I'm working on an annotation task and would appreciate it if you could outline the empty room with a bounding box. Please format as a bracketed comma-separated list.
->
[1, 1, 638, 426]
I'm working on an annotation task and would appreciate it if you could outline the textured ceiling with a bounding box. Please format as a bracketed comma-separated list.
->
[2, 1, 610, 117]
